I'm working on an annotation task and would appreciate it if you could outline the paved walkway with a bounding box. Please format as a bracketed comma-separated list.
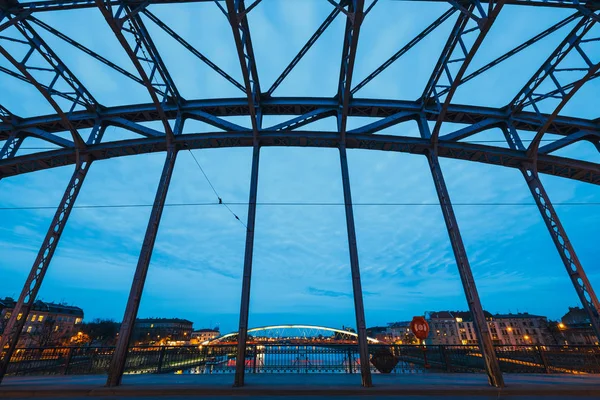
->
[1, 373, 600, 397]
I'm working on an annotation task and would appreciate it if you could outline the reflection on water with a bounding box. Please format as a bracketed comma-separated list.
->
[185, 346, 424, 374]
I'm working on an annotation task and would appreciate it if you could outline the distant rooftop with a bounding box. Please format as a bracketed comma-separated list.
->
[494, 312, 546, 319]
[0, 297, 83, 317]
[135, 318, 193, 325]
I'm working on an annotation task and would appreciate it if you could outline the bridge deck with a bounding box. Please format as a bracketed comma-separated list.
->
[1, 373, 600, 398]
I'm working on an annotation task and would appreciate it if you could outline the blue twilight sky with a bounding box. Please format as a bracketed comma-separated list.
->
[0, 0, 599, 335]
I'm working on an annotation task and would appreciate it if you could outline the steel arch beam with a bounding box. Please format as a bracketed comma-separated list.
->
[0, 131, 598, 184]
[5, 0, 600, 13]
[95, 0, 179, 142]
[3, 99, 599, 140]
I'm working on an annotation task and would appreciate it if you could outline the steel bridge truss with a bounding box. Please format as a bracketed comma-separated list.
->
[0, 0, 599, 390]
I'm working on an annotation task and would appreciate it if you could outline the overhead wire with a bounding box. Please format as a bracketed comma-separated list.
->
[1, 201, 599, 211]
[187, 149, 247, 229]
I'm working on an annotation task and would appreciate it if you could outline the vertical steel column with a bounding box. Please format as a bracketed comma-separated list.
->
[0, 158, 92, 384]
[234, 144, 260, 387]
[106, 146, 178, 387]
[339, 144, 372, 387]
[425, 150, 504, 387]
[521, 163, 600, 342]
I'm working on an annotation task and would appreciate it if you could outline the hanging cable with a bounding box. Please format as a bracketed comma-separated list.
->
[188, 149, 247, 229]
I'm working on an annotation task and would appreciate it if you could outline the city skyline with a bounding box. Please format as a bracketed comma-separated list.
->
[1, 1, 599, 337]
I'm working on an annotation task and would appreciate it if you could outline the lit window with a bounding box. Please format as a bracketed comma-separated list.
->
[27, 326, 32, 333]
[17, 313, 22, 320]
[151, 324, 154, 328]
[31, 315, 37, 322]
[38, 315, 44, 322]
[75, 318, 82, 324]
[54, 325, 59, 331]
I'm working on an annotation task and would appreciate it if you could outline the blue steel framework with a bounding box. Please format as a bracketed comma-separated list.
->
[0, 0, 598, 389]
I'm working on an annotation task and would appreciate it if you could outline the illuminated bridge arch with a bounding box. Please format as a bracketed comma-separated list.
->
[206, 325, 380, 345]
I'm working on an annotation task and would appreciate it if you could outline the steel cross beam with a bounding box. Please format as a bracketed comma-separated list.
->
[96, 0, 180, 142]
[106, 145, 178, 387]
[437, 11, 581, 99]
[141, 9, 246, 94]
[539, 130, 600, 155]
[351, 8, 456, 95]
[26, 15, 149, 91]
[267, 7, 341, 96]
[508, 13, 597, 137]
[521, 163, 600, 342]
[335, 0, 372, 388]
[0, 157, 92, 385]
[233, 143, 259, 387]
[0, 16, 97, 149]
[423, 0, 505, 146]
[225, 0, 261, 135]
[523, 13, 600, 162]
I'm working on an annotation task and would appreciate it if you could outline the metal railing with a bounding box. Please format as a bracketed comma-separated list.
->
[4, 344, 600, 376]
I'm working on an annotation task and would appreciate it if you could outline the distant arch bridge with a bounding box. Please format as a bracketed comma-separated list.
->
[205, 325, 380, 345]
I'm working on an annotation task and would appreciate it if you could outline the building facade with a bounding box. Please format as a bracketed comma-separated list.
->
[132, 318, 193, 345]
[191, 328, 220, 344]
[0, 297, 83, 348]
[549, 307, 598, 346]
[422, 310, 550, 346]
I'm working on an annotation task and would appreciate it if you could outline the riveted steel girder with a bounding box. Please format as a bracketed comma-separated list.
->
[0, 14, 97, 149]
[423, 0, 505, 146]
[521, 163, 600, 341]
[234, 144, 259, 388]
[96, 0, 179, 142]
[1, 131, 597, 183]
[337, 0, 364, 140]
[0, 157, 92, 384]
[106, 146, 178, 387]
[225, 0, 261, 135]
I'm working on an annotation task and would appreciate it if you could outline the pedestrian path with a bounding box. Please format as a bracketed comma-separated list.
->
[1, 373, 600, 397]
